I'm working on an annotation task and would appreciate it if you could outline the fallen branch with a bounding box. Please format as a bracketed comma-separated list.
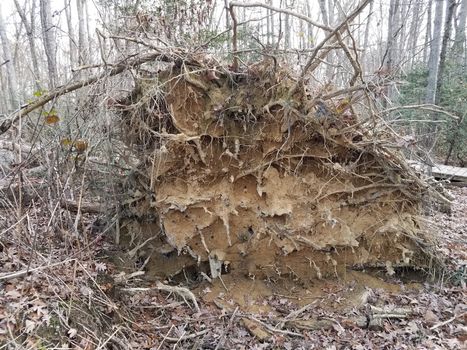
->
[379, 104, 461, 121]
[0, 51, 186, 136]
[430, 312, 467, 330]
[60, 199, 105, 214]
[0, 259, 74, 281]
[122, 281, 200, 313]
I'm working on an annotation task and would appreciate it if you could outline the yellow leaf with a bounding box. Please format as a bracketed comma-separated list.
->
[336, 98, 351, 114]
[61, 138, 73, 146]
[45, 114, 60, 124]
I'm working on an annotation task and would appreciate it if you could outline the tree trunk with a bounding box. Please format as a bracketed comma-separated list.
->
[0, 4, 19, 110]
[408, 0, 422, 68]
[425, 0, 444, 105]
[362, 0, 374, 67]
[64, 0, 76, 71]
[39, 0, 58, 88]
[435, 0, 456, 105]
[319, 0, 329, 26]
[305, 0, 313, 49]
[384, 0, 400, 72]
[423, 0, 433, 64]
[77, 0, 87, 66]
[13, 0, 41, 90]
[452, 0, 466, 59]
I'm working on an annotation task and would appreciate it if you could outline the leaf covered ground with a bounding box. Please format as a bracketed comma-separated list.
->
[0, 188, 466, 349]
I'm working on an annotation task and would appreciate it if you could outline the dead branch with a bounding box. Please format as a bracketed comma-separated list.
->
[228, 4, 239, 72]
[229, 1, 331, 32]
[290, 0, 372, 97]
[60, 199, 105, 214]
[0, 51, 187, 136]
[379, 104, 461, 120]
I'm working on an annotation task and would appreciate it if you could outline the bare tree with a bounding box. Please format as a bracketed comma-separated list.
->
[39, 0, 58, 88]
[0, 4, 19, 110]
[13, 0, 41, 90]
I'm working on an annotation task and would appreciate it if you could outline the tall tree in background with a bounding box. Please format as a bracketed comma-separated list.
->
[435, 0, 456, 105]
[452, 0, 467, 59]
[0, 4, 19, 111]
[408, 0, 422, 68]
[384, 0, 400, 72]
[425, 0, 444, 105]
[13, 0, 41, 90]
[64, 0, 77, 71]
[39, 0, 58, 88]
[423, 0, 433, 64]
[77, 0, 87, 66]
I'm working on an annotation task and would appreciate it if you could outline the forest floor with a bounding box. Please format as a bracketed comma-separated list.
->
[0, 187, 466, 349]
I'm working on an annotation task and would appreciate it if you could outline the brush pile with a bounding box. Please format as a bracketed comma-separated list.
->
[113, 56, 446, 283]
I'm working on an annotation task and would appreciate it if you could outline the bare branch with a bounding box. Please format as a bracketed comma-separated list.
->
[229, 1, 331, 32]
[0, 51, 187, 136]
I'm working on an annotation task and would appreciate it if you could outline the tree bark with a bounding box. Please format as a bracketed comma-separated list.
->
[423, 0, 433, 64]
[0, 4, 19, 110]
[435, 0, 456, 105]
[362, 0, 374, 66]
[77, 0, 87, 66]
[64, 0, 77, 71]
[425, 0, 444, 105]
[384, 0, 400, 72]
[39, 0, 58, 88]
[408, 0, 422, 68]
[452, 0, 466, 59]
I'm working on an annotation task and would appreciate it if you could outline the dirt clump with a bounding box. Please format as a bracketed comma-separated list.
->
[114, 58, 442, 284]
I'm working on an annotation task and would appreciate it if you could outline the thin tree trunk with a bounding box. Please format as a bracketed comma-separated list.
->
[13, 0, 41, 90]
[452, 0, 466, 58]
[77, 0, 87, 65]
[384, 0, 400, 72]
[423, 0, 433, 64]
[425, 0, 444, 105]
[362, 0, 374, 67]
[408, 0, 422, 68]
[319, 0, 329, 26]
[39, 0, 58, 88]
[0, 4, 19, 110]
[435, 0, 456, 105]
[64, 0, 76, 70]
[84, 0, 93, 63]
[305, 0, 313, 49]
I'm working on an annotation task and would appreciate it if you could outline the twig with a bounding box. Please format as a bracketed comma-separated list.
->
[379, 104, 460, 121]
[0, 259, 74, 281]
[214, 306, 239, 350]
[430, 312, 467, 330]
[162, 329, 209, 342]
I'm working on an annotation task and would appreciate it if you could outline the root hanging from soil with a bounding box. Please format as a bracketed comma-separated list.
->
[114, 57, 442, 284]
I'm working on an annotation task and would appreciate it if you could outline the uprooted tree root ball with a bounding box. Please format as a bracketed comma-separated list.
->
[114, 58, 446, 283]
